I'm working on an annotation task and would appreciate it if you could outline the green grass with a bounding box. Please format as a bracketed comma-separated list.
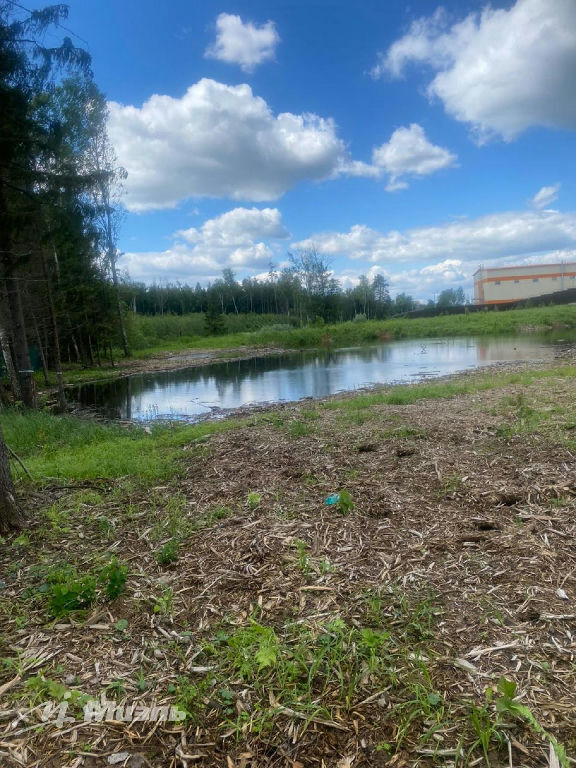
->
[2, 409, 243, 482]
[322, 365, 576, 412]
[125, 304, 576, 356]
[127, 312, 297, 351]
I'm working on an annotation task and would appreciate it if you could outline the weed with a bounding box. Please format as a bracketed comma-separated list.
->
[492, 678, 568, 766]
[105, 679, 126, 698]
[319, 557, 334, 575]
[227, 621, 279, 676]
[135, 668, 149, 692]
[291, 539, 312, 575]
[288, 420, 311, 438]
[44, 557, 128, 617]
[100, 557, 127, 600]
[246, 492, 262, 510]
[468, 701, 504, 766]
[156, 539, 180, 566]
[24, 675, 90, 709]
[97, 515, 115, 537]
[337, 489, 354, 515]
[169, 676, 209, 721]
[47, 566, 97, 617]
[153, 588, 174, 615]
[436, 473, 462, 499]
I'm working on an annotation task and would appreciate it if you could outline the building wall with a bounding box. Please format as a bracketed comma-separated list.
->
[474, 263, 576, 305]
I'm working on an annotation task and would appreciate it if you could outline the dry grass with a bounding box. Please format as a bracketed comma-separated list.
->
[3, 360, 576, 767]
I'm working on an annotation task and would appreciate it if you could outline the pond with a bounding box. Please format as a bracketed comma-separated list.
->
[69, 335, 564, 422]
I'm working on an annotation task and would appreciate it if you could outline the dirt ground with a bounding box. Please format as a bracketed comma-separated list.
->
[3, 360, 576, 768]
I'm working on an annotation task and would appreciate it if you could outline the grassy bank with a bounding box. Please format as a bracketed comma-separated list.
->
[127, 303, 576, 357]
[2, 361, 576, 766]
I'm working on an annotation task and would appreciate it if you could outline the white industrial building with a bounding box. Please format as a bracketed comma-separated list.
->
[473, 262, 576, 305]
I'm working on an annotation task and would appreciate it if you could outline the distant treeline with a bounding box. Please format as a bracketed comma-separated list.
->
[119, 257, 428, 325]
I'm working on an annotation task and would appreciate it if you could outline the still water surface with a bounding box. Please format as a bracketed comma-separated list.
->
[70, 336, 561, 422]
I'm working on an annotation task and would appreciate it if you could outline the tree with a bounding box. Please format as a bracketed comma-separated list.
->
[0, 4, 92, 407]
[204, 290, 226, 335]
[0, 420, 24, 534]
[393, 293, 417, 314]
[372, 274, 391, 318]
[436, 287, 465, 308]
[288, 246, 333, 322]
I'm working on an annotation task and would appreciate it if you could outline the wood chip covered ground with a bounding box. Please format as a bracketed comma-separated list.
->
[2, 357, 576, 767]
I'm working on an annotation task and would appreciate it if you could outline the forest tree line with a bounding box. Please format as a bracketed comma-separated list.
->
[0, 4, 130, 530]
[0, 4, 128, 413]
[119, 262, 466, 329]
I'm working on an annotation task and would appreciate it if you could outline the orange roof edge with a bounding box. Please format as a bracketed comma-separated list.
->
[475, 261, 576, 275]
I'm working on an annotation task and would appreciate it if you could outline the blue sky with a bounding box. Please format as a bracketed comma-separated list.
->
[30, 0, 576, 300]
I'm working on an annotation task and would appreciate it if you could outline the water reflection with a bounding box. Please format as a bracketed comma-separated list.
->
[71, 336, 553, 421]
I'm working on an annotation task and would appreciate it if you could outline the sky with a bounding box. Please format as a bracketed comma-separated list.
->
[26, 0, 576, 301]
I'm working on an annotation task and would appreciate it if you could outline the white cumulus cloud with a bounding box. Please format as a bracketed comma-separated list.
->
[205, 13, 280, 72]
[374, 0, 576, 142]
[294, 209, 576, 265]
[372, 123, 457, 190]
[120, 207, 290, 284]
[530, 183, 560, 209]
[108, 79, 371, 212]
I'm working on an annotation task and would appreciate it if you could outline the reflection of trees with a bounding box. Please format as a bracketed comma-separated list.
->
[73, 338, 519, 421]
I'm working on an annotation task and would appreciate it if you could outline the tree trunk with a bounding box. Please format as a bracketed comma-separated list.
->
[0, 420, 25, 534]
[5, 276, 35, 408]
[42, 250, 66, 412]
[109, 248, 130, 357]
[0, 331, 20, 399]
[31, 309, 50, 386]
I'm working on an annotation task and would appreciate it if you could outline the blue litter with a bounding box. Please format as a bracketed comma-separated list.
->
[325, 493, 340, 505]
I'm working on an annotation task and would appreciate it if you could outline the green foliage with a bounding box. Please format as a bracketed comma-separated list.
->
[156, 538, 180, 566]
[117, 304, 576, 357]
[153, 588, 173, 615]
[287, 420, 311, 438]
[25, 674, 90, 707]
[492, 678, 568, 766]
[337, 489, 354, 515]
[3, 408, 243, 481]
[45, 557, 127, 616]
[226, 622, 279, 676]
[99, 557, 127, 600]
[291, 538, 312, 575]
[47, 566, 97, 616]
[246, 491, 261, 510]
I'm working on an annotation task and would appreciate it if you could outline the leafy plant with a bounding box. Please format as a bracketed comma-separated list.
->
[337, 489, 354, 515]
[47, 567, 97, 616]
[492, 678, 568, 766]
[246, 492, 262, 510]
[156, 539, 179, 566]
[292, 538, 312, 575]
[100, 557, 127, 600]
[153, 588, 173, 615]
[227, 621, 279, 677]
